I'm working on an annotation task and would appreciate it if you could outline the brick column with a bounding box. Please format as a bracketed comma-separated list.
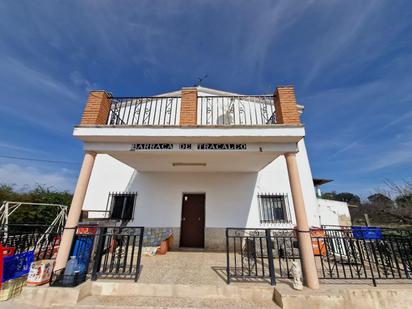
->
[274, 86, 301, 125]
[55, 151, 96, 270]
[180, 87, 198, 125]
[285, 152, 319, 289]
[80, 91, 111, 125]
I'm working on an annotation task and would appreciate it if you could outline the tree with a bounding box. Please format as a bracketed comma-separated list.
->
[322, 191, 361, 205]
[395, 194, 412, 208]
[1, 184, 72, 225]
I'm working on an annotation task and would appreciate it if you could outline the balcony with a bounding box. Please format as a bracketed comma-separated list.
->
[106, 95, 275, 127]
[74, 86, 304, 153]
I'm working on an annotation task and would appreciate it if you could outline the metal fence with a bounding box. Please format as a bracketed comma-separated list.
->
[226, 228, 298, 285]
[91, 226, 144, 281]
[107, 97, 181, 126]
[1, 224, 145, 283]
[1, 224, 63, 260]
[226, 227, 412, 286]
[312, 227, 412, 286]
[198, 96, 275, 126]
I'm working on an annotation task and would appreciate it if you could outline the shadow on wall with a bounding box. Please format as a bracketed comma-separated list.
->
[125, 171, 258, 228]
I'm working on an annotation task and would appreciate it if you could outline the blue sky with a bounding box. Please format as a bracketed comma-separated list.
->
[0, 1, 411, 198]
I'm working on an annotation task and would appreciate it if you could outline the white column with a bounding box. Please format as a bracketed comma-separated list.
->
[285, 152, 320, 289]
[55, 151, 96, 270]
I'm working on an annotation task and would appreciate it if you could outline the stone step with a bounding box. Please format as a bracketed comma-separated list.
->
[51, 295, 280, 309]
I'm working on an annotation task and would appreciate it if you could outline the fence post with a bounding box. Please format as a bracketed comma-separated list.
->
[226, 228, 230, 284]
[266, 229, 276, 286]
[91, 227, 104, 281]
[134, 227, 144, 282]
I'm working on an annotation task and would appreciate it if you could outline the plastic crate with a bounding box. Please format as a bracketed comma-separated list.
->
[49, 269, 87, 287]
[352, 226, 382, 240]
[2, 251, 34, 283]
[0, 275, 27, 301]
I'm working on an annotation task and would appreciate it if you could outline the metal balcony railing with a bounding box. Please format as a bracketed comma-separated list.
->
[107, 97, 181, 126]
[106, 95, 276, 126]
[197, 95, 275, 126]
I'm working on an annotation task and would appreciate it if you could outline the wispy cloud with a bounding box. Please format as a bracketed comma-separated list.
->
[0, 163, 75, 192]
[334, 109, 412, 156]
[1, 56, 80, 101]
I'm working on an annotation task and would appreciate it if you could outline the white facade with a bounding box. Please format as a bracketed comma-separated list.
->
[83, 139, 319, 228]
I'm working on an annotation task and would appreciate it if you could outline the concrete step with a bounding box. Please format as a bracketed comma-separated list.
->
[13, 281, 278, 308]
[89, 281, 275, 301]
[52, 295, 280, 309]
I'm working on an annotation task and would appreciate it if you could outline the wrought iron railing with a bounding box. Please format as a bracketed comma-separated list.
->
[1, 224, 63, 260]
[226, 227, 412, 286]
[91, 226, 144, 281]
[226, 228, 298, 285]
[198, 95, 275, 125]
[105, 95, 276, 126]
[312, 227, 412, 286]
[107, 97, 181, 126]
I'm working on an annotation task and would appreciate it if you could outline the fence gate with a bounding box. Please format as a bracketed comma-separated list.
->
[91, 226, 144, 281]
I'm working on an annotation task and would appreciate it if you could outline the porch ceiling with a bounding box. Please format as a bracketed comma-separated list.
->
[108, 151, 282, 172]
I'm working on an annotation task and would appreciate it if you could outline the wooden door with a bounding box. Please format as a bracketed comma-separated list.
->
[180, 194, 205, 248]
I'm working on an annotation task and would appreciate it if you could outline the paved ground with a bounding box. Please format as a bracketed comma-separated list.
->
[138, 250, 274, 286]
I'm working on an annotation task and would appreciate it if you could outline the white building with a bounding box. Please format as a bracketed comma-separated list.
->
[58, 85, 348, 252]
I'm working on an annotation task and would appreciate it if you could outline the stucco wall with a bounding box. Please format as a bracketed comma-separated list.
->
[317, 198, 351, 226]
[82, 139, 319, 229]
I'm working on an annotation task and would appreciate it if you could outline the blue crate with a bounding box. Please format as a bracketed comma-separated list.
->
[71, 237, 94, 274]
[2, 251, 34, 282]
[352, 226, 382, 240]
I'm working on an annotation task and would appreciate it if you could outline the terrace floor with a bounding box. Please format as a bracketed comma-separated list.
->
[138, 250, 275, 286]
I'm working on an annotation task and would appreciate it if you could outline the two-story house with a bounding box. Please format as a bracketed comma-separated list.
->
[55, 85, 323, 288]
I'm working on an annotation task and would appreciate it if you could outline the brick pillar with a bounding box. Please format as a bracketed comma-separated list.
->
[180, 87, 198, 126]
[274, 86, 301, 125]
[80, 91, 111, 125]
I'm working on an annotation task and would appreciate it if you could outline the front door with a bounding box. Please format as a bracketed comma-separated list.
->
[180, 194, 205, 248]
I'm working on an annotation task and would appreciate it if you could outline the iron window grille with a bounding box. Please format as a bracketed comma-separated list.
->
[106, 192, 137, 221]
[258, 193, 291, 223]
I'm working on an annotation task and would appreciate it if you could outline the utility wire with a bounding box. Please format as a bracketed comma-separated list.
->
[0, 154, 79, 165]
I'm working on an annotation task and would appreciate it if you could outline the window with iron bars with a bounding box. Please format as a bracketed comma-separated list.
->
[258, 193, 291, 223]
[106, 192, 137, 221]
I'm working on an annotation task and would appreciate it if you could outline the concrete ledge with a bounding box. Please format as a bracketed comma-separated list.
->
[12, 281, 274, 308]
[12, 281, 412, 309]
[90, 281, 274, 302]
[273, 284, 412, 309]
[13, 281, 91, 308]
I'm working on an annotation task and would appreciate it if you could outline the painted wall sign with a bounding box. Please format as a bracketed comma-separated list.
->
[130, 144, 174, 150]
[197, 144, 247, 150]
[130, 143, 247, 151]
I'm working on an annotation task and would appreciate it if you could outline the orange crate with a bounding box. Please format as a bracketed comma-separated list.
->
[310, 229, 326, 256]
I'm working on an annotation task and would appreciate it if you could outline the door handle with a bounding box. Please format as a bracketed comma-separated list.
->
[198, 217, 201, 221]
[182, 217, 186, 221]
